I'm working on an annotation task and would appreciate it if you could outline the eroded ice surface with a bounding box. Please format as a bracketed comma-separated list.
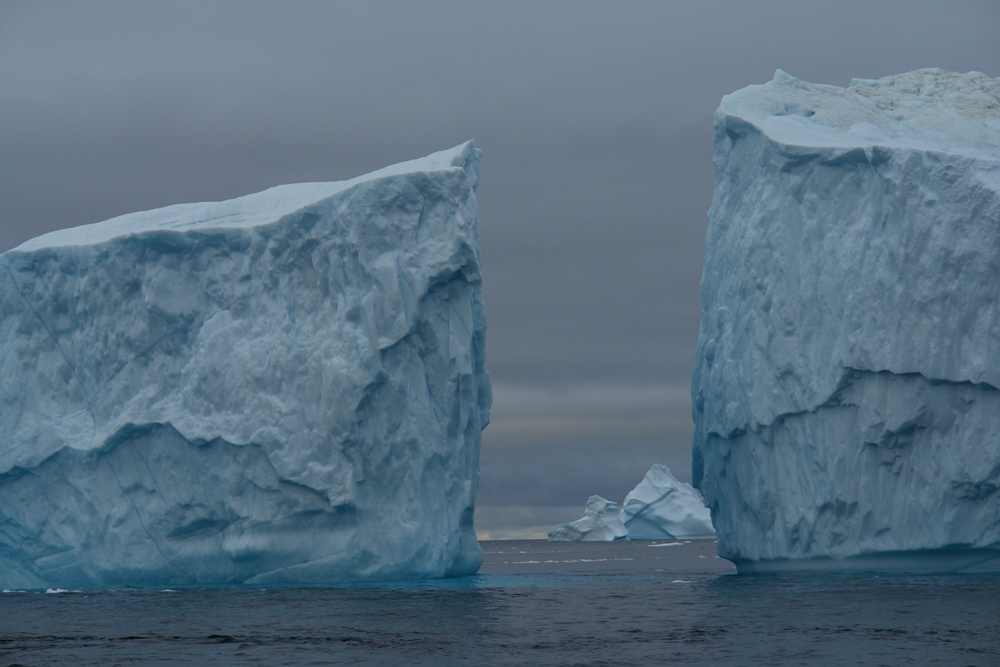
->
[0, 142, 491, 588]
[693, 70, 1000, 572]
[548, 496, 629, 542]
[619, 465, 714, 540]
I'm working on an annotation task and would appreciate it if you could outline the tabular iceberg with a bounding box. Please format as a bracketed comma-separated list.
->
[548, 496, 629, 542]
[693, 69, 1000, 573]
[0, 142, 491, 588]
[619, 465, 714, 540]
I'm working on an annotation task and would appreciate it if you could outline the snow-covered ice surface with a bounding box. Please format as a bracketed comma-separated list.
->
[693, 69, 1000, 573]
[619, 465, 714, 540]
[548, 496, 629, 542]
[0, 142, 491, 588]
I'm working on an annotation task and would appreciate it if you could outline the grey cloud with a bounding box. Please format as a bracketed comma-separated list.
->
[479, 384, 695, 511]
[475, 506, 584, 541]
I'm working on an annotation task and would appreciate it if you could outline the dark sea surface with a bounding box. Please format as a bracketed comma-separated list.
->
[2, 539, 999, 666]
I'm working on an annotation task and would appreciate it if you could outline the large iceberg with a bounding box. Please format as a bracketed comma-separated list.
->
[0, 142, 491, 588]
[548, 496, 629, 542]
[619, 465, 714, 540]
[693, 69, 1000, 573]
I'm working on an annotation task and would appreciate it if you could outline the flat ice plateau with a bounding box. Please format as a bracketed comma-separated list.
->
[548, 496, 629, 542]
[0, 142, 491, 588]
[620, 465, 714, 540]
[693, 69, 1000, 573]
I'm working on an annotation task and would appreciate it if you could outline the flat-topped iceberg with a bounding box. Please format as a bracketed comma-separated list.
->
[0, 142, 491, 588]
[693, 69, 1000, 573]
[619, 465, 714, 540]
[548, 496, 629, 542]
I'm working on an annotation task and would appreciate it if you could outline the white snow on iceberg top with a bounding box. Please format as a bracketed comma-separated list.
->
[720, 69, 1000, 160]
[16, 142, 480, 252]
[619, 465, 714, 540]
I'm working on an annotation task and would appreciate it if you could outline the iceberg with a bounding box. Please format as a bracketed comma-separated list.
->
[548, 496, 629, 542]
[0, 142, 491, 588]
[693, 69, 1000, 572]
[619, 465, 714, 540]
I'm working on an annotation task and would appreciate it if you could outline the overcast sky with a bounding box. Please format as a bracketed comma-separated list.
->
[3, 1, 999, 537]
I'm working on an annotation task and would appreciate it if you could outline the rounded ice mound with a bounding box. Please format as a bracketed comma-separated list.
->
[0, 142, 491, 588]
[619, 465, 714, 540]
[548, 496, 629, 542]
[694, 69, 1000, 573]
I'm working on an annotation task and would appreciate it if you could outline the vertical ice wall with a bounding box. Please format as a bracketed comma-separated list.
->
[693, 70, 1000, 572]
[0, 142, 491, 588]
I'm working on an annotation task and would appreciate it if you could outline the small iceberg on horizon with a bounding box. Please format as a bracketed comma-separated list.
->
[620, 464, 715, 540]
[548, 496, 630, 542]
[546, 465, 714, 542]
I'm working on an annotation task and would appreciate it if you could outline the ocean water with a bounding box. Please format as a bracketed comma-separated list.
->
[2, 540, 998, 666]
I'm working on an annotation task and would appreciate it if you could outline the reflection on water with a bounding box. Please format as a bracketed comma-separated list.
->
[2, 541, 998, 666]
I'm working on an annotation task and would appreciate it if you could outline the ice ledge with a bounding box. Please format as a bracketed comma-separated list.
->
[695, 370, 1000, 564]
[700, 367, 1000, 441]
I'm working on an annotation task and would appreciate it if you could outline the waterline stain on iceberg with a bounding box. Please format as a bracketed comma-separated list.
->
[693, 70, 1000, 573]
[0, 142, 491, 588]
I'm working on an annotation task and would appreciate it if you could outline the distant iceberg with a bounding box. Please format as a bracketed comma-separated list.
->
[0, 142, 491, 588]
[620, 465, 714, 540]
[693, 69, 1000, 572]
[548, 496, 629, 542]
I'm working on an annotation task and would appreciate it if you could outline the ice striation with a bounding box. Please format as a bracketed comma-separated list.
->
[619, 465, 714, 540]
[0, 142, 491, 588]
[693, 69, 1000, 573]
[547, 496, 629, 542]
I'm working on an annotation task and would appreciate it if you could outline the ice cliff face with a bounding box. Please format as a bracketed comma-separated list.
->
[693, 70, 1000, 572]
[548, 496, 629, 542]
[0, 142, 491, 588]
[620, 465, 714, 540]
